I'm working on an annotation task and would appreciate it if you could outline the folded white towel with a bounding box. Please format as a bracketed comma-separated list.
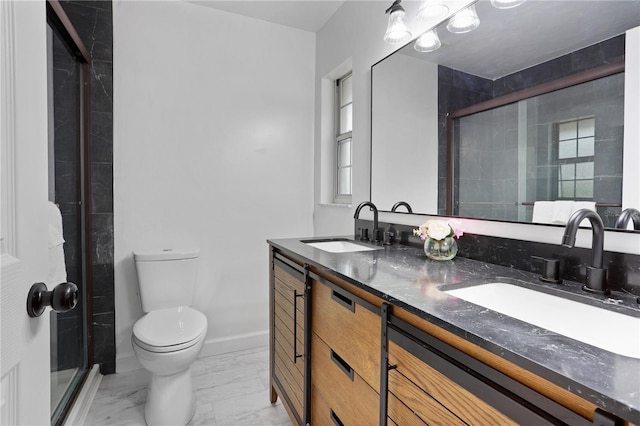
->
[571, 201, 597, 214]
[532, 201, 554, 224]
[552, 201, 575, 224]
[47, 202, 67, 285]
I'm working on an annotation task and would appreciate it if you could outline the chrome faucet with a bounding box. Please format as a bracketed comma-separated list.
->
[354, 201, 379, 243]
[615, 208, 640, 230]
[391, 201, 413, 213]
[561, 209, 608, 294]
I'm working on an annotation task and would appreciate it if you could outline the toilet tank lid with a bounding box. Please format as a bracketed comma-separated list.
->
[133, 248, 199, 262]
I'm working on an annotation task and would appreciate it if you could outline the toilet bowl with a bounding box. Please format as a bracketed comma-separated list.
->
[132, 248, 207, 426]
[132, 307, 207, 425]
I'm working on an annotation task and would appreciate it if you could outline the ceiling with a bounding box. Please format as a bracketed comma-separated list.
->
[188, 0, 346, 32]
[398, 0, 640, 80]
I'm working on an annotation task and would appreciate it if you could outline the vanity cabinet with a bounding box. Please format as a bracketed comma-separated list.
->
[268, 243, 634, 426]
[269, 252, 309, 425]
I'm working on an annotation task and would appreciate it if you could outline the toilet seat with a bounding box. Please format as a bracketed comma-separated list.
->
[133, 306, 207, 353]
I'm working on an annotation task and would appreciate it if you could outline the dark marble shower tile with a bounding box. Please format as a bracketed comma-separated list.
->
[55, 160, 80, 203]
[91, 60, 113, 113]
[594, 177, 623, 204]
[68, 0, 111, 12]
[91, 111, 113, 163]
[91, 163, 113, 214]
[572, 36, 626, 72]
[92, 312, 115, 374]
[594, 138, 624, 176]
[452, 69, 493, 95]
[62, 2, 113, 62]
[91, 213, 114, 266]
[92, 276, 114, 315]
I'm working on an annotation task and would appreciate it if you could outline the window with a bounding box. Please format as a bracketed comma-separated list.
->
[335, 73, 352, 203]
[556, 117, 595, 199]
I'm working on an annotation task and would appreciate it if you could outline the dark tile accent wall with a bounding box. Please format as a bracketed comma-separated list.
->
[493, 35, 626, 97]
[61, 0, 115, 374]
[356, 219, 640, 297]
[438, 34, 626, 225]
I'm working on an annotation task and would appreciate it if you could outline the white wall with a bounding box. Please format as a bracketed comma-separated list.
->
[113, 0, 315, 371]
[623, 26, 640, 213]
[371, 53, 438, 213]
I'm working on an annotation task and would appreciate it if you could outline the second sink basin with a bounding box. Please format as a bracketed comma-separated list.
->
[444, 282, 640, 359]
[302, 239, 382, 253]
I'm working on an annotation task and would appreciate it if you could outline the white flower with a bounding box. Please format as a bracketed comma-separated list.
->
[426, 220, 451, 241]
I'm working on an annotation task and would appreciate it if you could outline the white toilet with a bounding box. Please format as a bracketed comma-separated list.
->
[132, 248, 208, 426]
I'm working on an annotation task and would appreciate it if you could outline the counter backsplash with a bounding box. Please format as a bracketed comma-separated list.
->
[355, 219, 640, 297]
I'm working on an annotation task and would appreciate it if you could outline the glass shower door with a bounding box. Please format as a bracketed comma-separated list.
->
[47, 16, 89, 425]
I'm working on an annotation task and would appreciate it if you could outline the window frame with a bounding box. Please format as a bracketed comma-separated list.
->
[334, 72, 352, 204]
[554, 116, 595, 200]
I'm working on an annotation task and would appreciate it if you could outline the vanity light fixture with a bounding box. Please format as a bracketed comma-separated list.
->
[446, 5, 480, 34]
[384, 0, 412, 44]
[490, 0, 527, 9]
[414, 28, 442, 52]
[417, 0, 449, 21]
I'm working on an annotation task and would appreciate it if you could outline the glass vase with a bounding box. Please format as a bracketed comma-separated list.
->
[424, 237, 458, 261]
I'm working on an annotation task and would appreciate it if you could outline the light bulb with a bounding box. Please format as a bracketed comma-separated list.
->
[446, 5, 480, 34]
[384, 9, 412, 44]
[414, 29, 441, 53]
[417, 0, 449, 21]
[490, 0, 526, 9]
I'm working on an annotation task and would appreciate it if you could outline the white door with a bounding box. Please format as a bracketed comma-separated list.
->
[1, 1, 52, 425]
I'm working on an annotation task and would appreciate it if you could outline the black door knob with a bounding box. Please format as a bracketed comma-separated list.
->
[26, 282, 78, 318]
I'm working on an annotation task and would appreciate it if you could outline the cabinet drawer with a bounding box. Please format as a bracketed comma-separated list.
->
[389, 340, 517, 425]
[388, 367, 465, 425]
[311, 333, 379, 425]
[387, 389, 428, 426]
[311, 279, 380, 391]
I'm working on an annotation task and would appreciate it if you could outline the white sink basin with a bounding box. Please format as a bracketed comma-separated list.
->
[445, 282, 640, 359]
[303, 240, 382, 253]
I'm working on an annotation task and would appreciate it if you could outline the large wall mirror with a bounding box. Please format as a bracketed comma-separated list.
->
[371, 0, 640, 230]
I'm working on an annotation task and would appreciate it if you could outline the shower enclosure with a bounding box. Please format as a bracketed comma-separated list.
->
[47, 1, 93, 424]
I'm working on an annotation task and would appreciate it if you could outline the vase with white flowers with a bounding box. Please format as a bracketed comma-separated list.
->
[413, 219, 464, 261]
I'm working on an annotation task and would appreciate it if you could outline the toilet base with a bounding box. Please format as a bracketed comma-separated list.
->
[144, 367, 196, 426]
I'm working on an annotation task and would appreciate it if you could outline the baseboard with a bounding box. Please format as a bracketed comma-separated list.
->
[63, 364, 102, 426]
[199, 329, 269, 358]
[116, 330, 269, 373]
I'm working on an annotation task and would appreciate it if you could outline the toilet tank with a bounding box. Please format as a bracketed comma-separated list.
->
[133, 248, 199, 312]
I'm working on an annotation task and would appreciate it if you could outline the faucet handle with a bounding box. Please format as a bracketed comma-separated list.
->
[531, 256, 562, 284]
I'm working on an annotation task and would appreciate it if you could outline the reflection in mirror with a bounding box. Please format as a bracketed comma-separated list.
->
[370, 0, 640, 230]
[451, 65, 624, 228]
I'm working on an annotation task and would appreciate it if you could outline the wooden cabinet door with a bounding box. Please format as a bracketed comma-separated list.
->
[271, 257, 306, 424]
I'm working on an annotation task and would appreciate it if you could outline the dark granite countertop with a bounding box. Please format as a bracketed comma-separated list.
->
[268, 236, 640, 423]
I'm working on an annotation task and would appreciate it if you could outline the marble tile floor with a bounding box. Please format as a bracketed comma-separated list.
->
[85, 346, 291, 425]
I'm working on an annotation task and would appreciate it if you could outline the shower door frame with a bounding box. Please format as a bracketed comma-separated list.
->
[46, 1, 94, 424]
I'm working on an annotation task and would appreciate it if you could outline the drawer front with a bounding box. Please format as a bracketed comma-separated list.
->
[388, 340, 518, 426]
[311, 279, 380, 391]
[388, 368, 464, 425]
[273, 263, 306, 422]
[387, 390, 429, 426]
[311, 333, 379, 425]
